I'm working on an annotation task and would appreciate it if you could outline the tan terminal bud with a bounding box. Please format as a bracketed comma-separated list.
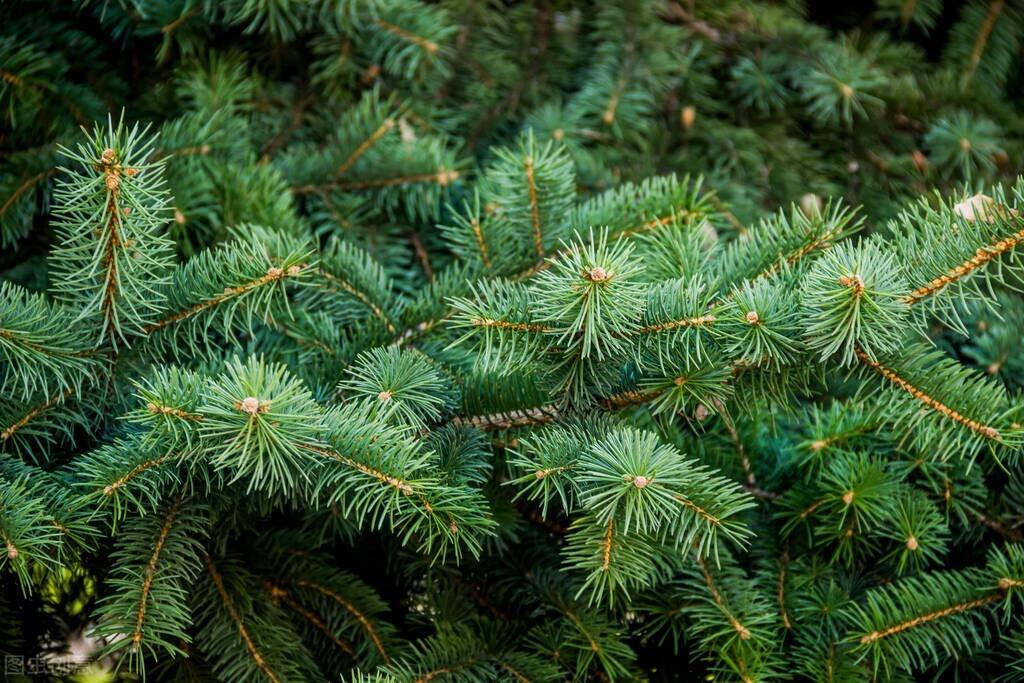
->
[800, 193, 823, 217]
[238, 397, 262, 415]
[680, 105, 696, 130]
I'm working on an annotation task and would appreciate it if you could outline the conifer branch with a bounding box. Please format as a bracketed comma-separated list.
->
[0, 386, 74, 442]
[675, 494, 724, 528]
[601, 76, 627, 126]
[0, 169, 55, 218]
[777, 551, 791, 629]
[299, 168, 458, 193]
[146, 401, 204, 422]
[143, 265, 305, 334]
[855, 347, 1001, 440]
[98, 149, 127, 340]
[696, 556, 751, 640]
[902, 221, 1024, 305]
[451, 405, 560, 430]
[601, 518, 614, 571]
[319, 269, 396, 333]
[335, 117, 395, 176]
[300, 443, 416, 497]
[160, 7, 198, 35]
[131, 496, 181, 648]
[858, 592, 1002, 644]
[469, 318, 549, 332]
[266, 583, 355, 657]
[103, 455, 170, 496]
[203, 554, 283, 683]
[633, 314, 716, 335]
[375, 20, 440, 54]
[292, 579, 391, 663]
[525, 155, 543, 257]
[964, 0, 1005, 85]
[469, 216, 491, 268]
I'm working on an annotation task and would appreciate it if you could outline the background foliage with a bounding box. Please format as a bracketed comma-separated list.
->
[2, 0, 1024, 681]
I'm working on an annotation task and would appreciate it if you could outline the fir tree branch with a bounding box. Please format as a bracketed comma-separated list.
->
[964, 0, 1006, 86]
[265, 583, 355, 657]
[601, 75, 627, 126]
[451, 405, 560, 430]
[777, 550, 791, 629]
[335, 117, 395, 176]
[142, 264, 305, 334]
[319, 269, 396, 333]
[633, 314, 716, 335]
[858, 592, 1002, 644]
[291, 579, 391, 664]
[131, 496, 181, 648]
[297, 168, 458, 193]
[299, 443, 416, 496]
[524, 154, 543, 258]
[0, 386, 74, 443]
[102, 455, 170, 496]
[696, 556, 751, 640]
[375, 20, 440, 54]
[202, 554, 283, 683]
[675, 494, 725, 528]
[160, 7, 198, 35]
[468, 215, 490, 268]
[902, 220, 1024, 305]
[855, 347, 1001, 440]
[469, 318, 549, 332]
[0, 169, 55, 218]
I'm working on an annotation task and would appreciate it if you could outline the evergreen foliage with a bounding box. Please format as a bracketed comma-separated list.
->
[2, 1, 1024, 681]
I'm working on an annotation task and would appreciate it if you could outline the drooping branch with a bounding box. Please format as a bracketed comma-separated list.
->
[963, 0, 1006, 86]
[132, 497, 182, 648]
[696, 556, 750, 640]
[203, 554, 283, 683]
[291, 579, 391, 663]
[265, 583, 355, 657]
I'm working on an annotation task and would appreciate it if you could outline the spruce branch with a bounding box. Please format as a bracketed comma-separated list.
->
[91, 496, 209, 674]
[49, 116, 175, 347]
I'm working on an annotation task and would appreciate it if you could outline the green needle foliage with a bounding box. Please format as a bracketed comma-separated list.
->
[3, 1, 1024, 682]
